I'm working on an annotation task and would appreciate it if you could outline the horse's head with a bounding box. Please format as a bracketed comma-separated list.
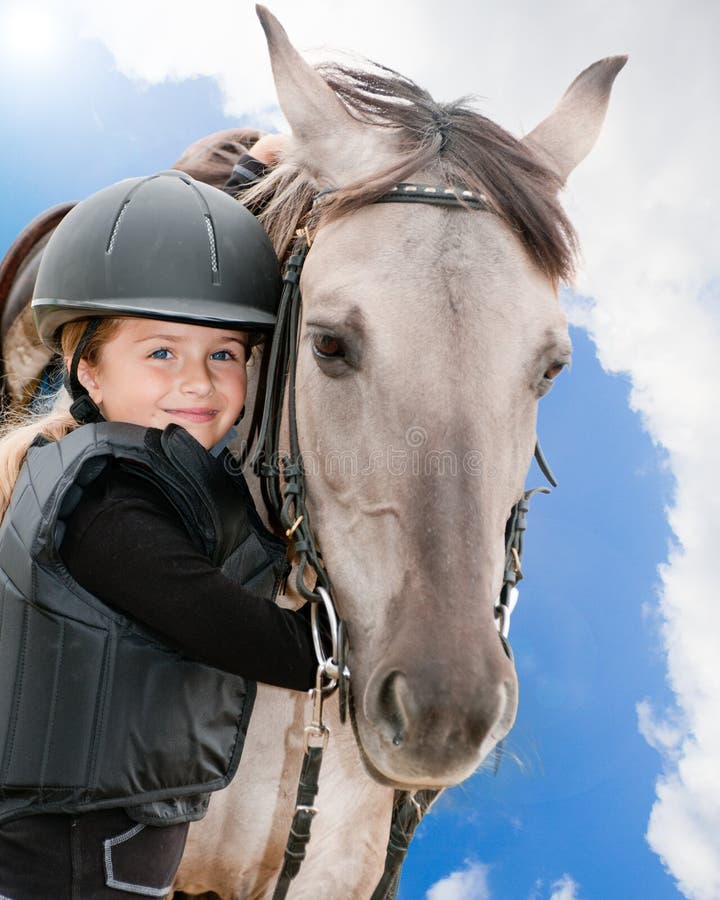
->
[256, 6, 625, 789]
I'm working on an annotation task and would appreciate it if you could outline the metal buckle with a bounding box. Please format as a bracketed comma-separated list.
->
[305, 668, 330, 751]
[295, 225, 314, 248]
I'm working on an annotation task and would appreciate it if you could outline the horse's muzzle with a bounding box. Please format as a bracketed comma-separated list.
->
[358, 647, 518, 787]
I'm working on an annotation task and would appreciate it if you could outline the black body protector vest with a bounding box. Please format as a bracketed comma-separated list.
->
[0, 422, 289, 826]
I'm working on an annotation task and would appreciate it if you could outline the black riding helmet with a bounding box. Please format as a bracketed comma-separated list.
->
[32, 169, 281, 345]
[31, 170, 281, 423]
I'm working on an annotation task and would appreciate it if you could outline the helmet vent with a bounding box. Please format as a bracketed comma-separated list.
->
[204, 214, 220, 283]
[107, 200, 131, 254]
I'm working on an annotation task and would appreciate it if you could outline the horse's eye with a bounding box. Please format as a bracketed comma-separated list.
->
[544, 361, 566, 381]
[313, 334, 346, 359]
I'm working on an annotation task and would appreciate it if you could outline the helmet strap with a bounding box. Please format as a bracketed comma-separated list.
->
[64, 318, 105, 425]
[69, 393, 104, 425]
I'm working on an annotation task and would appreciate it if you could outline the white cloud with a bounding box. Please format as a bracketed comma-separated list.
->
[56, 0, 433, 124]
[561, 4, 720, 897]
[426, 860, 492, 900]
[636, 699, 683, 758]
[47, 0, 720, 896]
[549, 874, 580, 900]
[528, 874, 581, 900]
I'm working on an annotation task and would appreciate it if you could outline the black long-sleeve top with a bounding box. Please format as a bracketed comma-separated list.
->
[59, 461, 318, 692]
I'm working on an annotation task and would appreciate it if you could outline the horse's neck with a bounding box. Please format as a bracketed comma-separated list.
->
[175, 685, 394, 899]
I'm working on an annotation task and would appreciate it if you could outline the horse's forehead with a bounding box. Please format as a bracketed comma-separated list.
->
[303, 205, 563, 332]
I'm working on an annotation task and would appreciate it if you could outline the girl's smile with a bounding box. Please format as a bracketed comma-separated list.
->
[75, 318, 250, 449]
[162, 407, 220, 423]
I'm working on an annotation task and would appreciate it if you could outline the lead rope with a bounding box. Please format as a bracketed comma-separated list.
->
[271, 667, 330, 900]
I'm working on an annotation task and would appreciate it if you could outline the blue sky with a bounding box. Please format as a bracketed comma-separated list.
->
[2, 2, 717, 898]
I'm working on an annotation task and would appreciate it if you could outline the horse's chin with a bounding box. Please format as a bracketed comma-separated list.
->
[347, 689, 498, 791]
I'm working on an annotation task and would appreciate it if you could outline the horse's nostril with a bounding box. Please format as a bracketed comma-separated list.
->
[376, 669, 414, 747]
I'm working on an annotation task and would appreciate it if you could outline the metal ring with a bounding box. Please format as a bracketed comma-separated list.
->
[312, 586, 339, 681]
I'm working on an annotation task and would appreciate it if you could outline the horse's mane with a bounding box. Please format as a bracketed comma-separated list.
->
[239, 61, 578, 283]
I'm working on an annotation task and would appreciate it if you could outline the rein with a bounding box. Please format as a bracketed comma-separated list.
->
[254, 183, 555, 900]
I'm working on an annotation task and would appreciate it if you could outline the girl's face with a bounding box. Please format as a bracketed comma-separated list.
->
[76, 318, 249, 450]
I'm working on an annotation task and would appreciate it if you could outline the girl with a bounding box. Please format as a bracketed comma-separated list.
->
[0, 168, 319, 898]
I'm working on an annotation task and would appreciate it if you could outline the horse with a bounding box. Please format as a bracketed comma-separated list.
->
[171, 8, 625, 898]
[0, 8, 625, 895]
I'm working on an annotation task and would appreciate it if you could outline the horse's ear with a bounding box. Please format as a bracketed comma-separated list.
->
[256, 5, 388, 185]
[523, 56, 627, 184]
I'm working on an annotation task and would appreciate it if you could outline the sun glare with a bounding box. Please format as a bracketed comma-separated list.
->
[0, 6, 60, 64]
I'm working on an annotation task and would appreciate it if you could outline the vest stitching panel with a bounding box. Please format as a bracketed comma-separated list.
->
[0, 502, 35, 786]
[87, 626, 113, 792]
[0, 599, 29, 785]
[38, 618, 64, 790]
[50, 437, 110, 793]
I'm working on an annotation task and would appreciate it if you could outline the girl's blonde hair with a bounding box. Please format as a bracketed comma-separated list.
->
[0, 318, 122, 521]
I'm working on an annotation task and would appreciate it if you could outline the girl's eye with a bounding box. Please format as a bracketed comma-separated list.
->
[312, 334, 346, 359]
[210, 349, 237, 361]
[150, 348, 172, 360]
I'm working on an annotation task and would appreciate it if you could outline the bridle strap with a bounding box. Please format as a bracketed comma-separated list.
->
[252, 236, 332, 604]
[534, 440, 558, 488]
[495, 485, 551, 648]
[369, 789, 441, 900]
[374, 182, 490, 210]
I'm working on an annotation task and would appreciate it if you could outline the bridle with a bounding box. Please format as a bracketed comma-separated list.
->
[254, 183, 557, 900]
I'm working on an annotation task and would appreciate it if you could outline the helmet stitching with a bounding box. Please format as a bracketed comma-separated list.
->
[204, 215, 219, 274]
[107, 201, 131, 254]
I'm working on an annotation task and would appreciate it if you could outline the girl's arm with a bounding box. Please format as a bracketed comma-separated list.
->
[60, 465, 319, 692]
